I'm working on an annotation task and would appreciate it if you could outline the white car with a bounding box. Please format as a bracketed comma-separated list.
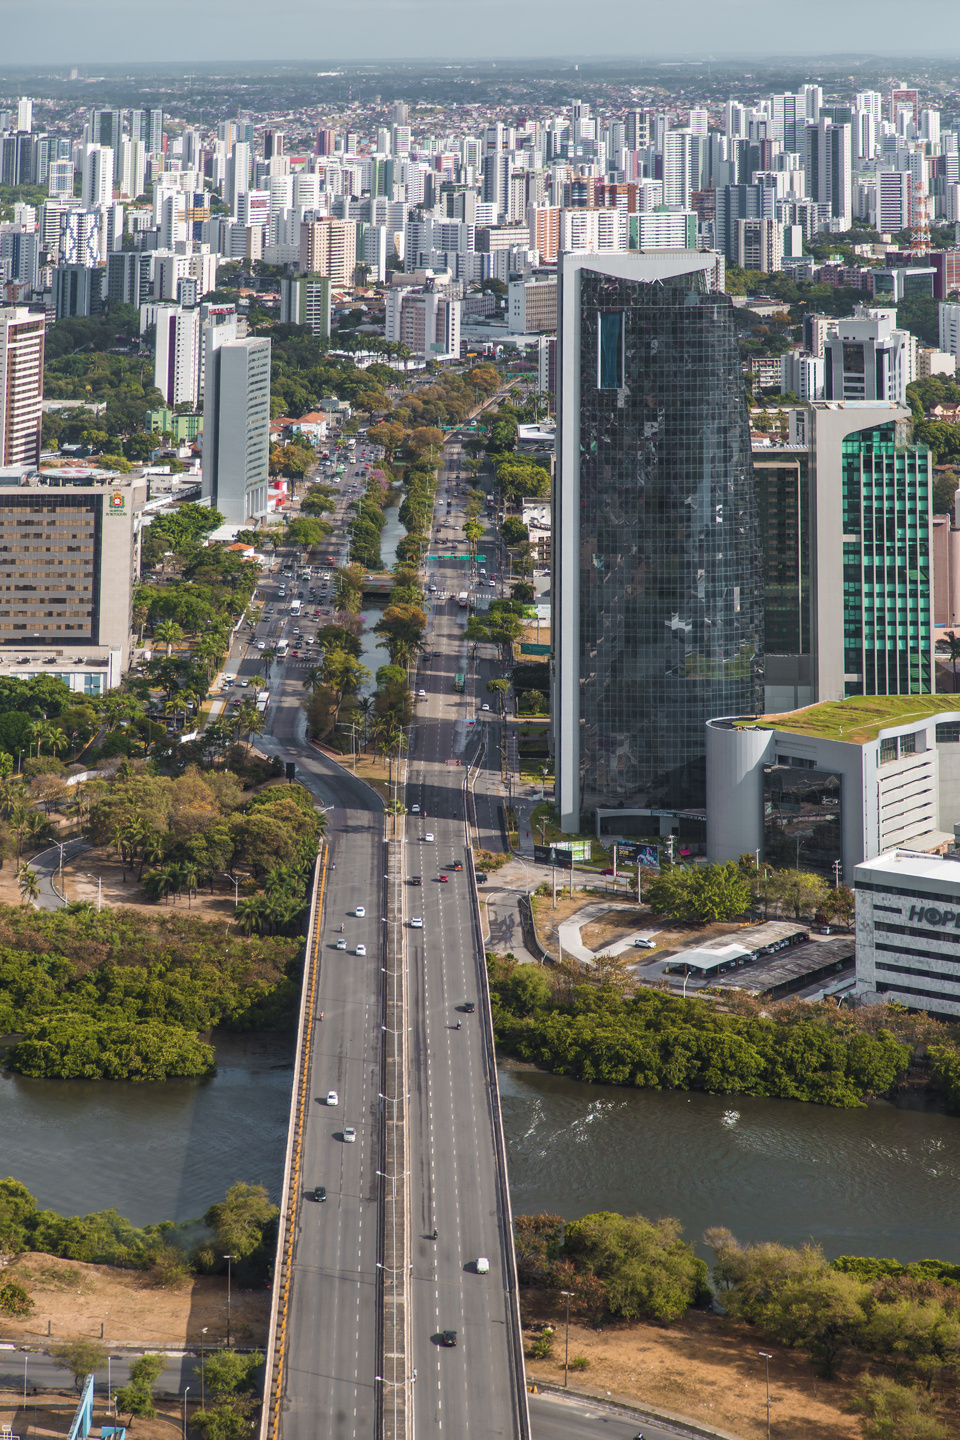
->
[417, 688, 427, 698]
[634, 938, 658, 950]
[476, 1257, 490, 1275]
[343, 1126, 357, 1143]
[240, 680, 250, 688]
[356, 944, 366, 956]
[336, 938, 347, 950]
[481, 703, 490, 711]
[326, 1090, 339, 1106]
[411, 917, 423, 929]
[257, 641, 266, 650]
[424, 832, 434, 842]
[411, 803, 421, 814]
[356, 905, 365, 917]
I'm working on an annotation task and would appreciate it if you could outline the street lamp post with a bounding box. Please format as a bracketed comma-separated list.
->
[223, 1254, 237, 1345]
[182, 1386, 190, 1440]
[560, 1290, 573, 1387]
[759, 1351, 772, 1439]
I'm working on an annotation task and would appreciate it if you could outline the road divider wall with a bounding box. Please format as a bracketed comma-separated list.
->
[259, 850, 326, 1440]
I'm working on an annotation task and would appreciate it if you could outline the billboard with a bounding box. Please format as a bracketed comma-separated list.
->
[534, 840, 592, 867]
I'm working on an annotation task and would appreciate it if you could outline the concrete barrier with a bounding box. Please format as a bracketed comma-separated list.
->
[258, 852, 326, 1440]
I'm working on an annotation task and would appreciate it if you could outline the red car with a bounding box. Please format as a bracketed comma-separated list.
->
[600, 867, 616, 876]
[439, 874, 449, 883]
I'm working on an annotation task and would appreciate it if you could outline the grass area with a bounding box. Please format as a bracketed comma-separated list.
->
[739, 693, 960, 744]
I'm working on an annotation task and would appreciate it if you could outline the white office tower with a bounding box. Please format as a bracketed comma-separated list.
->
[824, 312, 913, 403]
[361, 224, 389, 282]
[941, 303, 960, 364]
[225, 143, 250, 212]
[197, 302, 237, 401]
[118, 139, 146, 200]
[384, 285, 460, 362]
[293, 172, 320, 210]
[856, 90, 883, 121]
[47, 161, 74, 199]
[662, 130, 695, 209]
[236, 190, 269, 229]
[16, 98, 33, 133]
[780, 350, 824, 400]
[268, 174, 294, 221]
[81, 146, 113, 209]
[725, 100, 747, 138]
[201, 336, 271, 525]
[153, 304, 201, 406]
[131, 108, 164, 156]
[98, 202, 124, 255]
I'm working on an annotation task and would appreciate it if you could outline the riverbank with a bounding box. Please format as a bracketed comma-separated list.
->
[0, 1251, 269, 1347]
[522, 1292, 861, 1440]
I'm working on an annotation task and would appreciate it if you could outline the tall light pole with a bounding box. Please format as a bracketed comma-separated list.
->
[560, 1290, 573, 1386]
[182, 1385, 190, 1440]
[759, 1351, 772, 1439]
[224, 1254, 237, 1345]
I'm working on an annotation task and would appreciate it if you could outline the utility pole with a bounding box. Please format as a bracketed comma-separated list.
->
[759, 1351, 772, 1439]
[224, 1254, 237, 1345]
[561, 1290, 573, 1386]
[833, 858, 842, 890]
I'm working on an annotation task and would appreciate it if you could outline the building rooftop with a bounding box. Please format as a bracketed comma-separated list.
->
[737, 695, 960, 745]
[855, 849, 960, 884]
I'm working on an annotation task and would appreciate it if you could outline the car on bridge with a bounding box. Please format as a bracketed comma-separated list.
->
[463, 1001, 475, 1013]
[313, 1185, 327, 1202]
[355, 905, 366, 917]
[326, 1090, 339, 1105]
[441, 1330, 458, 1347]
[336, 938, 347, 950]
[411, 916, 423, 928]
[343, 1126, 356, 1143]
[475, 1257, 489, 1274]
[356, 944, 366, 956]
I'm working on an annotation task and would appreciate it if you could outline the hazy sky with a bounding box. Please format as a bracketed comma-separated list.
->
[3, 0, 960, 67]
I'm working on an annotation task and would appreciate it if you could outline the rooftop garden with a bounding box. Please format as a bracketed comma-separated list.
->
[737, 694, 960, 745]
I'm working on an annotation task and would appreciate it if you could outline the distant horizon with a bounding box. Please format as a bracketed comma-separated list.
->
[3, 52, 960, 70]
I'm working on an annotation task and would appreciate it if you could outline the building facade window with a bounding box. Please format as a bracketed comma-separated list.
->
[764, 761, 842, 875]
[597, 310, 624, 390]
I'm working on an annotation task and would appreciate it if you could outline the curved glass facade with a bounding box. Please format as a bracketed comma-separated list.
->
[571, 264, 763, 814]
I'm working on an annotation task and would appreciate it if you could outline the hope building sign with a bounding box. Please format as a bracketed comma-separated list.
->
[908, 904, 960, 929]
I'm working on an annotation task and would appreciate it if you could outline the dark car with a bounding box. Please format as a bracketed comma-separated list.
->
[313, 1185, 326, 1202]
[409, 875, 422, 886]
[463, 1001, 475, 1013]
[475, 872, 488, 884]
[441, 1330, 458, 1347]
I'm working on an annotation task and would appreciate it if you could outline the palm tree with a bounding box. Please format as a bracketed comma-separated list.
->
[487, 677, 510, 717]
[154, 620, 184, 658]
[16, 863, 39, 906]
[46, 727, 69, 758]
[235, 895, 267, 935]
[29, 720, 53, 758]
[22, 809, 51, 854]
[385, 799, 406, 837]
[939, 630, 960, 691]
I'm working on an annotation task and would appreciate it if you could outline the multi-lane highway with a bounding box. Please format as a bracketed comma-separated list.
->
[401, 439, 525, 1437]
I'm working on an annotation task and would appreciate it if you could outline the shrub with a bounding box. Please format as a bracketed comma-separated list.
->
[0, 1277, 33, 1316]
[568, 1355, 590, 1372]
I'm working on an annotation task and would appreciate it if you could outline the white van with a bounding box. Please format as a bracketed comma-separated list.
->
[476, 1256, 490, 1274]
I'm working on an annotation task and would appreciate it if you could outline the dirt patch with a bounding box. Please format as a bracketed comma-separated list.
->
[522, 1295, 865, 1440]
[581, 906, 652, 952]
[60, 850, 238, 923]
[1, 1252, 269, 1347]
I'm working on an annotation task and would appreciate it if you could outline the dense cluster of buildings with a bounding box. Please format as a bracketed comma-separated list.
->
[6, 74, 960, 1012]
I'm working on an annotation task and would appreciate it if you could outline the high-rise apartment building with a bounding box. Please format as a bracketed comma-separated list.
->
[153, 304, 201, 407]
[0, 307, 44, 469]
[298, 218, 357, 285]
[753, 404, 932, 712]
[553, 252, 762, 830]
[130, 108, 164, 155]
[201, 337, 271, 525]
[47, 160, 74, 198]
[384, 285, 461, 362]
[280, 274, 331, 339]
[528, 204, 560, 263]
[806, 119, 852, 229]
[0, 475, 145, 690]
[81, 145, 113, 208]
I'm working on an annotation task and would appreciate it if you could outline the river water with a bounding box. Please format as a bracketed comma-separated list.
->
[4, 1033, 960, 1261]
[498, 1065, 960, 1262]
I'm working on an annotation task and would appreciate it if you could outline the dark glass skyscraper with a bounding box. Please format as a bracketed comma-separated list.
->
[554, 252, 763, 830]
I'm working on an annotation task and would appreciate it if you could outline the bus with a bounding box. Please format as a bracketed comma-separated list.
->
[276, 640, 289, 658]
[290, 600, 302, 616]
[457, 591, 469, 608]
[454, 673, 466, 694]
